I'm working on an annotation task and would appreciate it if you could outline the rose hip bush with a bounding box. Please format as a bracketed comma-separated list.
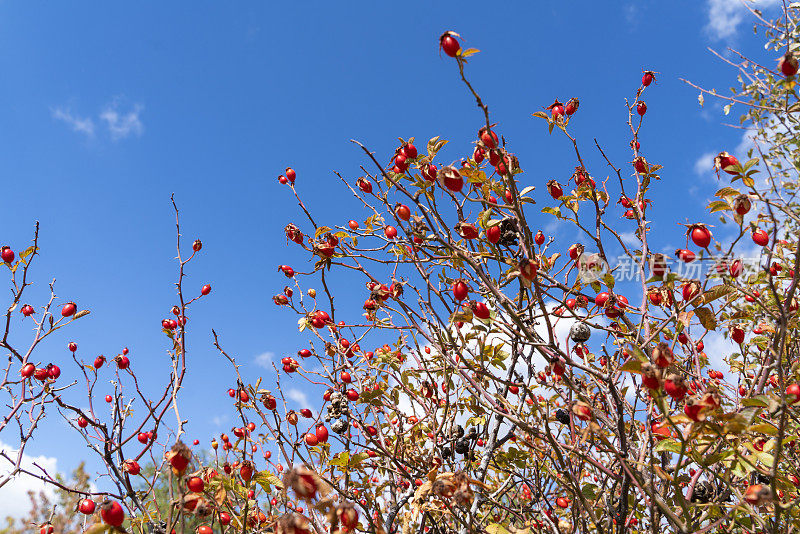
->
[5, 6, 800, 534]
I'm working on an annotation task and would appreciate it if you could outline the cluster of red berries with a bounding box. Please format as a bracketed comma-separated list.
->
[278, 167, 297, 185]
[20, 362, 61, 381]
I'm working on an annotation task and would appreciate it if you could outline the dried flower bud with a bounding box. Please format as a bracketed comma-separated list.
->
[652, 342, 674, 368]
[283, 465, 322, 501]
[166, 441, 192, 474]
[276, 513, 311, 534]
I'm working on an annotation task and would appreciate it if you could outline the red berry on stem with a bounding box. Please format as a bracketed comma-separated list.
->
[21, 363, 35, 378]
[452, 280, 469, 301]
[395, 204, 411, 221]
[642, 71, 655, 86]
[637, 101, 647, 116]
[479, 127, 498, 149]
[547, 180, 563, 199]
[100, 500, 125, 527]
[61, 302, 77, 317]
[201, 284, 211, 295]
[715, 152, 739, 175]
[752, 229, 769, 247]
[124, 460, 140, 476]
[187, 476, 204, 492]
[565, 98, 579, 116]
[79, 499, 96, 515]
[316, 424, 329, 443]
[486, 225, 501, 244]
[439, 32, 460, 58]
[689, 225, 712, 249]
[779, 52, 799, 76]
[1, 247, 14, 264]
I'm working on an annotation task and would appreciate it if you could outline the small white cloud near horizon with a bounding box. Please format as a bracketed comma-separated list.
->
[705, 0, 779, 40]
[51, 107, 95, 137]
[0, 440, 58, 520]
[100, 102, 144, 140]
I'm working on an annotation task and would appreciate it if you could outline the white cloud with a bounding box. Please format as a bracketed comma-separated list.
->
[618, 231, 639, 248]
[705, 0, 779, 40]
[254, 351, 275, 368]
[694, 151, 716, 176]
[286, 388, 309, 407]
[211, 415, 228, 427]
[100, 103, 144, 140]
[0, 440, 58, 519]
[51, 107, 95, 137]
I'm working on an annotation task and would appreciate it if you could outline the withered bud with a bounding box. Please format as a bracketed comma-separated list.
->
[652, 342, 674, 368]
[332, 502, 359, 532]
[283, 465, 321, 501]
[276, 513, 311, 534]
[744, 484, 773, 506]
[166, 440, 192, 475]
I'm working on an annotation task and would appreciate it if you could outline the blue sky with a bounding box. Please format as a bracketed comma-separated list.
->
[0, 0, 782, 517]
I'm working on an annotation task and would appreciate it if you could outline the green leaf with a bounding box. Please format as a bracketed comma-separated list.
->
[541, 206, 561, 218]
[702, 285, 732, 304]
[655, 439, 683, 454]
[254, 470, 284, 492]
[715, 186, 740, 198]
[743, 158, 760, 171]
[603, 272, 615, 289]
[19, 246, 38, 261]
[707, 200, 731, 213]
[329, 451, 351, 468]
[486, 524, 510, 534]
[742, 396, 769, 407]
[749, 423, 778, 436]
[694, 306, 717, 330]
[314, 226, 332, 239]
[581, 484, 598, 499]
[619, 359, 642, 373]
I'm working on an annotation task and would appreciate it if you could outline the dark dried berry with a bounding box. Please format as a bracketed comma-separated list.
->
[497, 217, 519, 247]
[555, 409, 570, 425]
[454, 439, 469, 455]
[691, 482, 713, 503]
